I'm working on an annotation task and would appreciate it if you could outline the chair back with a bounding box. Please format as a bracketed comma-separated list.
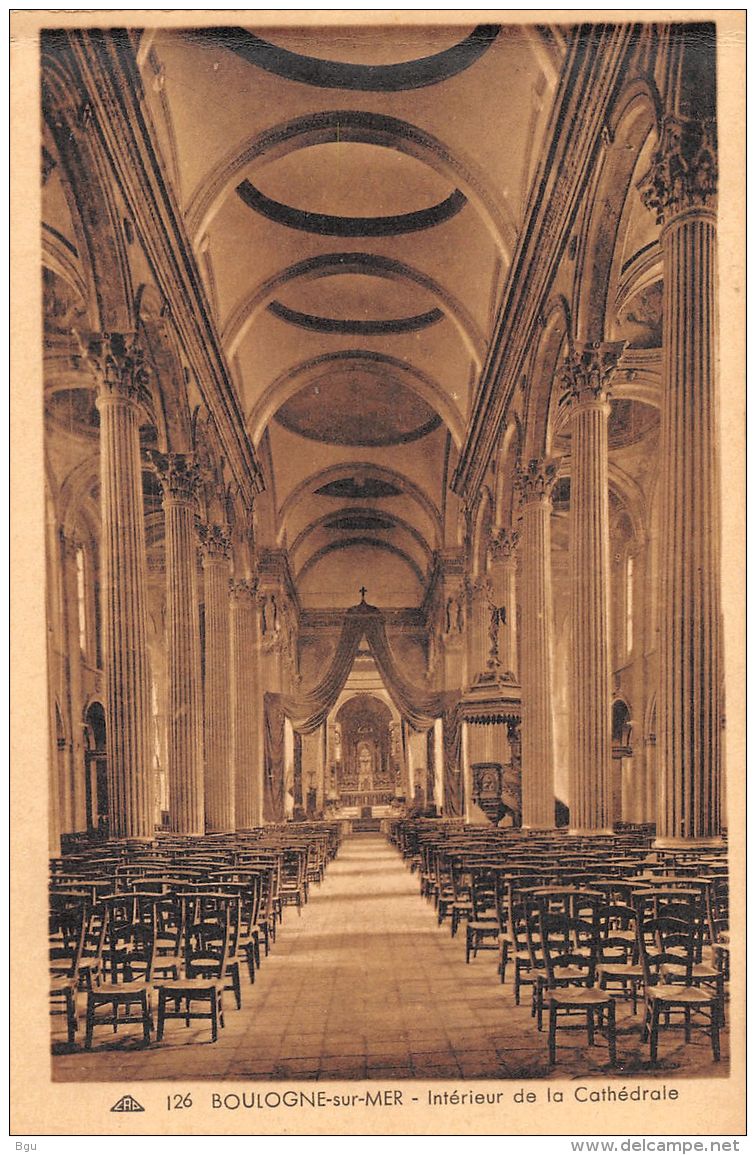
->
[180, 892, 233, 981]
[102, 894, 158, 981]
[597, 902, 639, 964]
[634, 903, 701, 988]
[536, 893, 602, 988]
[470, 867, 499, 923]
[49, 896, 89, 980]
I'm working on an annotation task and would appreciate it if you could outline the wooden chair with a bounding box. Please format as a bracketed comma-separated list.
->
[536, 894, 617, 1067]
[84, 902, 157, 1049]
[509, 884, 546, 1012]
[155, 896, 232, 1043]
[49, 896, 89, 1046]
[78, 902, 109, 992]
[212, 870, 264, 980]
[596, 903, 644, 1014]
[448, 857, 474, 938]
[636, 904, 721, 1064]
[465, 867, 502, 963]
[280, 849, 307, 915]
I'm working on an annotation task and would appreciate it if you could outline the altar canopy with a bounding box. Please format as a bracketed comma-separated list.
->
[263, 601, 462, 819]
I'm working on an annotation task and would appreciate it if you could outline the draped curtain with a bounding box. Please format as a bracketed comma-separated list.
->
[263, 601, 462, 818]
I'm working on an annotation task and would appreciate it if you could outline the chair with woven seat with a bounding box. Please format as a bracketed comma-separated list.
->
[448, 857, 474, 938]
[640, 891, 724, 1023]
[433, 848, 456, 926]
[502, 879, 543, 1003]
[155, 895, 232, 1043]
[256, 863, 278, 953]
[280, 849, 307, 915]
[234, 874, 264, 981]
[418, 843, 437, 902]
[536, 893, 618, 1067]
[596, 902, 644, 1014]
[212, 870, 264, 980]
[77, 901, 110, 992]
[178, 891, 244, 1009]
[635, 903, 721, 1064]
[84, 901, 157, 1049]
[49, 895, 89, 1046]
[465, 867, 502, 964]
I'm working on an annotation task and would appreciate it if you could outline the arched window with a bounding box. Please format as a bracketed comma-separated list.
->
[75, 545, 87, 654]
[625, 552, 634, 658]
[611, 511, 635, 666]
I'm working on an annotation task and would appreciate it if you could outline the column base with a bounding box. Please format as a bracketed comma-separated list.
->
[107, 835, 156, 843]
[569, 827, 615, 837]
[653, 836, 727, 849]
[521, 824, 556, 832]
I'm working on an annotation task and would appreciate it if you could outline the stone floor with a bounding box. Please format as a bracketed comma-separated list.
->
[52, 834, 728, 1082]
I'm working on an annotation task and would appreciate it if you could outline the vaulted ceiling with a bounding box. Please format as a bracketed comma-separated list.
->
[137, 22, 568, 608]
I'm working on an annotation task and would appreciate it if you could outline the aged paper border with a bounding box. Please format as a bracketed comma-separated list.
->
[10, 8, 747, 1138]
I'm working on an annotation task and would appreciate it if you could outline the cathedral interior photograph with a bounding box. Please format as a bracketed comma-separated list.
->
[35, 16, 738, 1089]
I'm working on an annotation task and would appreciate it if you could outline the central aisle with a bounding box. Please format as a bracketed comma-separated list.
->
[206, 832, 524, 1079]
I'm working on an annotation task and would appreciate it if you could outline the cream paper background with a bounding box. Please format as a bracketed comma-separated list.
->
[10, 8, 746, 1138]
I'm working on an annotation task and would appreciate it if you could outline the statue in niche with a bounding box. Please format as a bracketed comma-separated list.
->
[357, 742, 374, 791]
[261, 594, 277, 635]
[445, 593, 464, 634]
[487, 596, 503, 669]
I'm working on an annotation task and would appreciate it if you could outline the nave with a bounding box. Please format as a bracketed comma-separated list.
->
[51, 831, 728, 1083]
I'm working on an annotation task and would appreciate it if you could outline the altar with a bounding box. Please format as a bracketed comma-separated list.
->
[326, 692, 401, 812]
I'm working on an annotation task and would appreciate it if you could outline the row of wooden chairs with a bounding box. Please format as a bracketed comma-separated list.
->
[392, 819, 728, 1070]
[49, 822, 341, 1049]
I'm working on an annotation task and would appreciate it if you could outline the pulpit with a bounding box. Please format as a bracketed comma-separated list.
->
[472, 762, 504, 824]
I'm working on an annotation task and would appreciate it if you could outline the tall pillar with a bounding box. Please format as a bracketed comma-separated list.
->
[641, 110, 722, 844]
[488, 528, 519, 680]
[230, 578, 262, 830]
[517, 458, 558, 829]
[563, 344, 622, 834]
[467, 575, 492, 682]
[88, 334, 153, 839]
[200, 523, 234, 832]
[151, 452, 204, 834]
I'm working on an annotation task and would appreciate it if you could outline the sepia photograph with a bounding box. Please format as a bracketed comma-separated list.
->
[11, 9, 745, 1138]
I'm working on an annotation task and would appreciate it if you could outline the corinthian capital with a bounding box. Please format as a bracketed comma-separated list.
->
[198, 522, 232, 561]
[516, 457, 560, 504]
[149, 451, 202, 505]
[82, 332, 150, 404]
[561, 341, 625, 407]
[230, 577, 257, 603]
[488, 527, 519, 564]
[465, 574, 492, 599]
[639, 113, 717, 225]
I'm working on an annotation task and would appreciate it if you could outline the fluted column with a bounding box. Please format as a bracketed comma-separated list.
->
[231, 579, 262, 829]
[467, 575, 492, 682]
[488, 528, 519, 680]
[517, 459, 558, 829]
[564, 344, 622, 833]
[200, 523, 234, 832]
[151, 453, 204, 834]
[88, 334, 153, 839]
[641, 112, 722, 844]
